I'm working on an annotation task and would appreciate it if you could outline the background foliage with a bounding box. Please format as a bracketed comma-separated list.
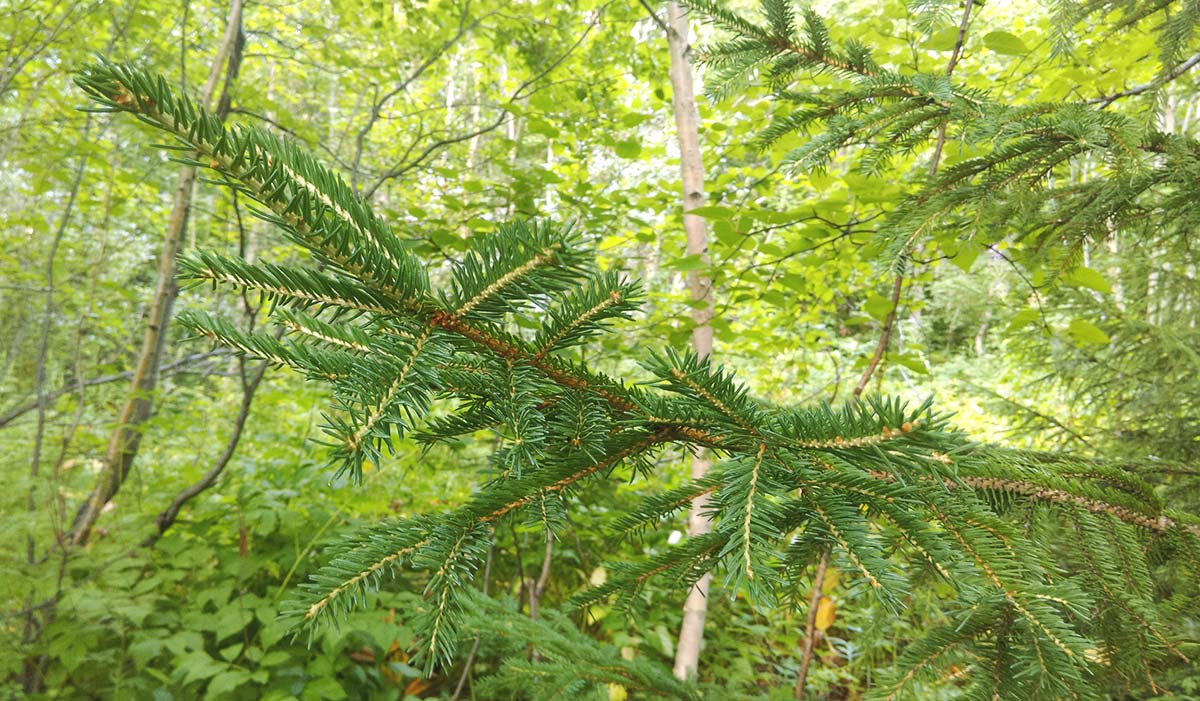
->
[3, 0, 1199, 699]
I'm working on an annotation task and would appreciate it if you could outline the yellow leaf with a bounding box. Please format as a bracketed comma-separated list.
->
[590, 566, 608, 587]
[821, 567, 839, 594]
[608, 683, 628, 701]
[815, 596, 836, 632]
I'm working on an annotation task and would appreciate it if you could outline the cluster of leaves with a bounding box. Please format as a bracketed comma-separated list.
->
[24, 464, 428, 701]
[684, 0, 1200, 277]
[74, 53, 1200, 700]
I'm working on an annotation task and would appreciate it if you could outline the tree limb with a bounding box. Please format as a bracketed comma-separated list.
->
[141, 358, 268, 547]
[362, 12, 599, 198]
[1090, 51, 1200, 108]
[0, 350, 231, 429]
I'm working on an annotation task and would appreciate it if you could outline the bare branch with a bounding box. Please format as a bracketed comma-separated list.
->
[363, 13, 600, 198]
[141, 358, 269, 547]
[1090, 51, 1200, 108]
[0, 350, 232, 429]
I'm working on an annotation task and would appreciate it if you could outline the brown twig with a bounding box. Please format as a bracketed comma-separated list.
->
[68, 0, 246, 547]
[141, 358, 269, 547]
[350, 1, 486, 190]
[530, 529, 554, 622]
[528, 528, 555, 661]
[802, 3, 977, 696]
[851, 275, 905, 399]
[794, 555, 829, 700]
[362, 10, 601, 198]
[1089, 51, 1200, 108]
[450, 528, 494, 700]
[21, 113, 92, 696]
[0, 350, 231, 429]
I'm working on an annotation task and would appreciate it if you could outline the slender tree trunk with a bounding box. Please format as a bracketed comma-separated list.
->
[664, 1, 715, 681]
[68, 0, 245, 546]
[21, 115, 92, 696]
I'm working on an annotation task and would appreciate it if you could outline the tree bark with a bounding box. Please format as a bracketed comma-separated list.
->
[664, 1, 716, 681]
[793, 554, 828, 700]
[68, 0, 245, 546]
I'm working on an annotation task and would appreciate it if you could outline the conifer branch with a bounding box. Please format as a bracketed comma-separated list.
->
[276, 308, 374, 353]
[533, 285, 630, 361]
[306, 538, 429, 623]
[930, 505, 1084, 663]
[345, 325, 433, 453]
[811, 501, 884, 591]
[958, 475, 1200, 537]
[453, 244, 562, 317]
[741, 443, 767, 579]
[1069, 513, 1189, 662]
[478, 429, 673, 524]
[179, 252, 393, 315]
[81, 55, 1200, 694]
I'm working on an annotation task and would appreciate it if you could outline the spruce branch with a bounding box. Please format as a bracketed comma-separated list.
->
[81, 57, 1200, 695]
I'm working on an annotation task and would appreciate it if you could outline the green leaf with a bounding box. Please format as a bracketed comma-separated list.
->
[924, 28, 960, 51]
[712, 220, 741, 246]
[893, 353, 929, 375]
[742, 208, 799, 224]
[164, 631, 206, 655]
[685, 205, 736, 220]
[1007, 308, 1041, 332]
[527, 119, 560, 138]
[780, 273, 807, 292]
[949, 243, 981, 273]
[300, 676, 345, 700]
[620, 112, 651, 127]
[1061, 266, 1112, 294]
[214, 606, 246, 640]
[761, 289, 788, 308]
[1067, 319, 1110, 346]
[654, 624, 675, 658]
[865, 292, 894, 321]
[614, 139, 642, 159]
[259, 650, 292, 667]
[175, 651, 228, 684]
[129, 637, 166, 666]
[670, 254, 709, 272]
[984, 31, 1028, 55]
[205, 669, 252, 699]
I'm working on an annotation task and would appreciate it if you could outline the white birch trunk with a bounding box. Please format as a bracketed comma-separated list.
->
[665, 1, 715, 680]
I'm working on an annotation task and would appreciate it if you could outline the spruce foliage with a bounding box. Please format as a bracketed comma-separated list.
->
[458, 591, 702, 700]
[684, 0, 1200, 276]
[76, 38, 1199, 700]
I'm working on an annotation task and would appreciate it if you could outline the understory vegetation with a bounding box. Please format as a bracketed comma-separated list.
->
[3, 1, 1200, 699]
